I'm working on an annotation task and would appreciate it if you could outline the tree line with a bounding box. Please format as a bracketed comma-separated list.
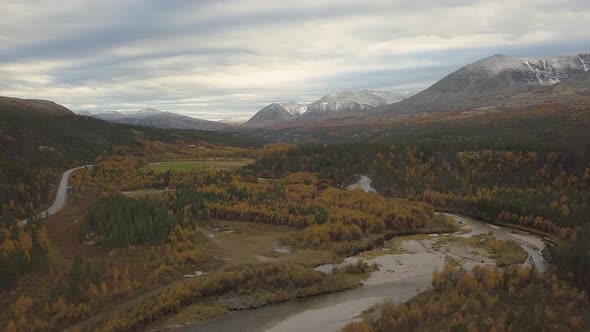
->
[164, 171, 452, 248]
[249, 145, 589, 238]
[248, 141, 590, 291]
[81, 195, 182, 248]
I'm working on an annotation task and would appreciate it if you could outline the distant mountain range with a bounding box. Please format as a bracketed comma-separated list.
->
[245, 90, 415, 127]
[78, 109, 233, 131]
[110, 51, 589, 131]
[304, 90, 410, 116]
[80, 91, 413, 129]
[238, 51, 590, 142]
[4, 51, 590, 136]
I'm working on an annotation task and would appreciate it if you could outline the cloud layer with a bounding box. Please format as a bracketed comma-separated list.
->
[1, 0, 589, 120]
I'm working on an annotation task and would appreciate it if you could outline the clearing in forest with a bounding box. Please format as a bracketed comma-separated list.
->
[146, 158, 254, 173]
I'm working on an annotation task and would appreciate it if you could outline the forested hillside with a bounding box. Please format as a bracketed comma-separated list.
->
[250, 107, 590, 293]
[2, 98, 589, 331]
[252, 144, 588, 237]
[0, 107, 260, 219]
[250, 108, 590, 238]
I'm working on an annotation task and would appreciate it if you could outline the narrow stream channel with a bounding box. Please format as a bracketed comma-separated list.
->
[179, 214, 549, 332]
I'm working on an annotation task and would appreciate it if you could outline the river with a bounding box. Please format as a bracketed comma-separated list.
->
[179, 213, 549, 332]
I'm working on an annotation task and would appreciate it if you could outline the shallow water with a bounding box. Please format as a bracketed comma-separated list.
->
[179, 275, 431, 332]
[444, 213, 548, 272]
[178, 214, 549, 332]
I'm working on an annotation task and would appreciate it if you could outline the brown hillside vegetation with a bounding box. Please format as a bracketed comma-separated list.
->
[0, 96, 74, 116]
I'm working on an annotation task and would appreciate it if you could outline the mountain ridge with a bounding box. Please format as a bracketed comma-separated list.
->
[244, 102, 307, 126]
[245, 90, 414, 127]
[303, 90, 409, 116]
[0, 96, 75, 116]
[80, 108, 233, 131]
[376, 52, 590, 114]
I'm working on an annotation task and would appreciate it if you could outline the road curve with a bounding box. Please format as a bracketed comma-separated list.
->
[21, 165, 92, 225]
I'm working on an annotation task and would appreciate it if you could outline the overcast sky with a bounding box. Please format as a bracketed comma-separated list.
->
[1, 0, 589, 120]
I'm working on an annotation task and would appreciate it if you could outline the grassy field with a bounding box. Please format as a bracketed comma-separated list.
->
[146, 158, 254, 173]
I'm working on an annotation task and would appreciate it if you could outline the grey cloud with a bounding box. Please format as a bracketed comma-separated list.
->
[53, 47, 257, 85]
[0, 1, 371, 62]
[1, 0, 589, 120]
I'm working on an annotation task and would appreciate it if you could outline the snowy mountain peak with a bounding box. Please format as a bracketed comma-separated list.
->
[245, 90, 413, 127]
[379, 51, 590, 115]
[471, 54, 524, 74]
[136, 108, 161, 114]
[305, 90, 408, 115]
[280, 102, 307, 115]
[245, 102, 306, 125]
[468, 52, 590, 86]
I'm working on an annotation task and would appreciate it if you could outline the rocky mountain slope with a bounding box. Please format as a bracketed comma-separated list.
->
[281, 102, 307, 116]
[379, 52, 590, 113]
[244, 102, 306, 126]
[505, 68, 590, 106]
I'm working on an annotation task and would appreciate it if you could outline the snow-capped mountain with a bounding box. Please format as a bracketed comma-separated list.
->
[503, 67, 590, 106]
[281, 102, 307, 116]
[245, 102, 307, 126]
[245, 90, 412, 127]
[304, 90, 409, 116]
[381, 52, 590, 113]
[465, 53, 590, 86]
[79, 109, 232, 131]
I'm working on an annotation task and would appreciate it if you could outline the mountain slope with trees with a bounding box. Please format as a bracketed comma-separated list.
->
[0, 98, 261, 219]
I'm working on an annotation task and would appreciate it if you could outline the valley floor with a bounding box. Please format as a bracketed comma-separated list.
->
[0, 158, 554, 332]
[172, 213, 545, 332]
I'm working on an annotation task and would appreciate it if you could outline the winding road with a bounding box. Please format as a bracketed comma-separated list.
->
[20, 165, 91, 225]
